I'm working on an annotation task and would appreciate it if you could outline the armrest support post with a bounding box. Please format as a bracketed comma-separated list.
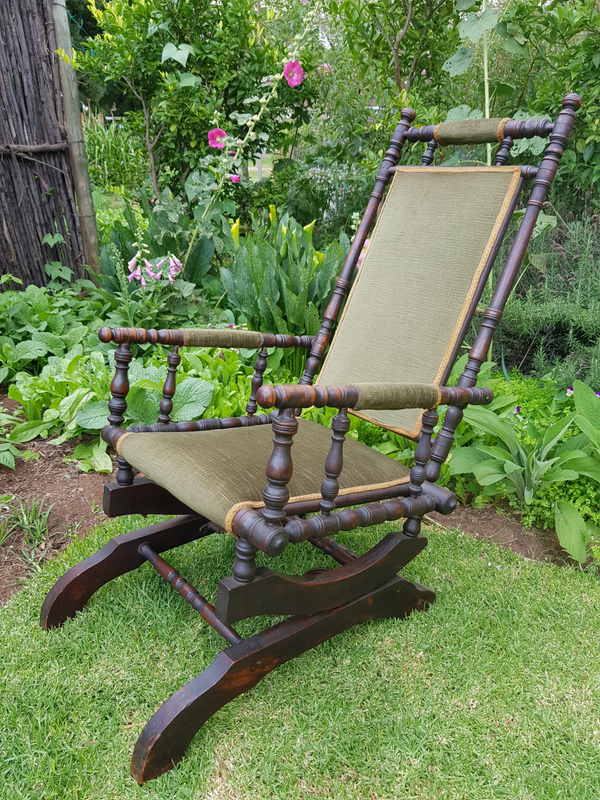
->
[232, 408, 296, 574]
[108, 342, 132, 427]
[262, 408, 298, 528]
[403, 409, 438, 538]
[320, 408, 350, 516]
[246, 346, 268, 417]
[108, 342, 134, 486]
[158, 345, 180, 424]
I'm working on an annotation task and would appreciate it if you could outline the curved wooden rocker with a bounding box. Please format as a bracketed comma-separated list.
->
[131, 573, 434, 783]
[42, 94, 581, 784]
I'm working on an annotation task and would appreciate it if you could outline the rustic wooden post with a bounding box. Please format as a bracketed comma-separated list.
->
[51, 0, 100, 274]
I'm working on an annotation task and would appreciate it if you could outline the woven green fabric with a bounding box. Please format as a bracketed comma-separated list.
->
[435, 118, 507, 144]
[318, 166, 521, 436]
[182, 329, 263, 348]
[353, 383, 439, 411]
[118, 418, 410, 530]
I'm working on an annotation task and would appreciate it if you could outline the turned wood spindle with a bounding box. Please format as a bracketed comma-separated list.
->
[246, 346, 268, 416]
[422, 140, 437, 166]
[158, 345, 181, 425]
[320, 408, 350, 515]
[402, 409, 438, 538]
[108, 342, 134, 486]
[232, 538, 258, 584]
[262, 408, 298, 527]
[495, 136, 514, 166]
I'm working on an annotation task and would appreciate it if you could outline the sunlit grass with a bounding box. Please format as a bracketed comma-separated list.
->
[1, 516, 599, 799]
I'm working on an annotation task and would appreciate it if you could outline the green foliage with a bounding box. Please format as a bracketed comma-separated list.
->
[84, 113, 148, 192]
[554, 500, 600, 563]
[449, 405, 600, 505]
[80, 0, 318, 188]
[491, 214, 600, 388]
[439, 0, 600, 198]
[519, 475, 600, 531]
[329, 0, 460, 96]
[573, 379, 600, 458]
[221, 213, 348, 369]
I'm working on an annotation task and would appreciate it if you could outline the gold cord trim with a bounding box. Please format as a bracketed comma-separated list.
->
[497, 118, 511, 143]
[433, 123, 445, 146]
[115, 431, 134, 457]
[225, 476, 411, 534]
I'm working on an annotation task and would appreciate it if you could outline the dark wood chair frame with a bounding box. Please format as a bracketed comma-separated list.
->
[41, 93, 581, 784]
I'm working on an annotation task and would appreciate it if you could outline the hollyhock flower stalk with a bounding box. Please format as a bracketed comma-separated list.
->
[184, 3, 320, 267]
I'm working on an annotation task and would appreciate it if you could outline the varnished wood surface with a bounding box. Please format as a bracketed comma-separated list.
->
[130, 572, 436, 784]
[216, 533, 427, 624]
[41, 515, 209, 629]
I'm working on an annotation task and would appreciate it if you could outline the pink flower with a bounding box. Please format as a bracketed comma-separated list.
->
[228, 174, 240, 183]
[127, 252, 139, 273]
[127, 266, 142, 283]
[144, 258, 163, 280]
[207, 128, 227, 149]
[421, 69, 427, 76]
[169, 255, 182, 279]
[229, 150, 236, 156]
[283, 60, 304, 87]
[317, 63, 331, 75]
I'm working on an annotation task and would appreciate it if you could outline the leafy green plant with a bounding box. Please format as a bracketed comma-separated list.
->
[7, 496, 54, 568]
[221, 212, 348, 373]
[554, 500, 600, 563]
[84, 112, 148, 192]
[572, 379, 600, 457]
[449, 405, 600, 505]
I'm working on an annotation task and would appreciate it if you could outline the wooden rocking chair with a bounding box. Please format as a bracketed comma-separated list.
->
[42, 93, 581, 783]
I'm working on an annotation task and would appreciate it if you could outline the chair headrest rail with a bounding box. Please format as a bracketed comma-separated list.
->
[405, 117, 553, 145]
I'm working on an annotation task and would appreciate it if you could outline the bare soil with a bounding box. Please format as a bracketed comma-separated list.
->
[0, 395, 571, 607]
[1, 395, 116, 604]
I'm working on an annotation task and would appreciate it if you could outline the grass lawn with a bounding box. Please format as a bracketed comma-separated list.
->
[1, 517, 599, 799]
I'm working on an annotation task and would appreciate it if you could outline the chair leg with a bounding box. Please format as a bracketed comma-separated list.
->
[41, 514, 212, 630]
[131, 573, 435, 783]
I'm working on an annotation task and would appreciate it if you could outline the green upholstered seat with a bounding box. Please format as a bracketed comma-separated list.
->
[318, 166, 521, 438]
[117, 418, 410, 532]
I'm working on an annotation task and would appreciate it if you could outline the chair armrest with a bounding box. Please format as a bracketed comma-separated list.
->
[98, 326, 314, 350]
[256, 382, 493, 411]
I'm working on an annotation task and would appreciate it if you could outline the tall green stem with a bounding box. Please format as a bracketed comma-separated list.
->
[184, 4, 320, 267]
[482, 0, 491, 166]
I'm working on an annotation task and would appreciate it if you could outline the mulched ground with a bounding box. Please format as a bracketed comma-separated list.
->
[0, 394, 571, 606]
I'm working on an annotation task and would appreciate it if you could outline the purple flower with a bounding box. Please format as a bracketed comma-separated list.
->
[596, 392, 600, 397]
[283, 60, 304, 87]
[169, 255, 183, 280]
[127, 252, 139, 273]
[228, 174, 240, 183]
[144, 258, 163, 281]
[566, 387, 574, 397]
[514, 406, 521, 414]
[207, 128, 227, 149]
[127, 266, 142, 283]
[227, 323, 234, 328]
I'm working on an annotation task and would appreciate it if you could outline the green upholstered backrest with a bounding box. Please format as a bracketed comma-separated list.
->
[317, 166, 521, 437]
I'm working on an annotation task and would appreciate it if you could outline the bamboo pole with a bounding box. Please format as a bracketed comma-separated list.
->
[51, 0, 100, 274]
